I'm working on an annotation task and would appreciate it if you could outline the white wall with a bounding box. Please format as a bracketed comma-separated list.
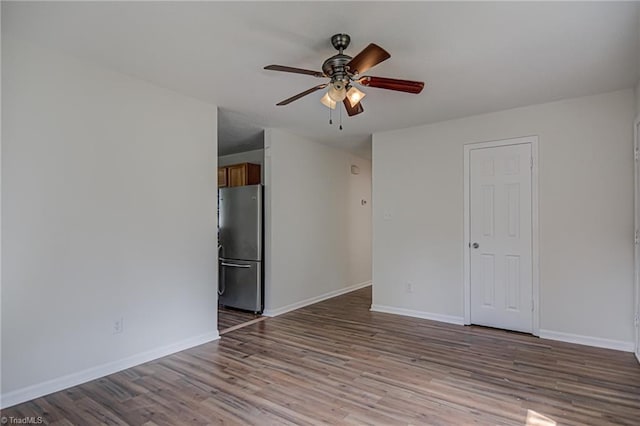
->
[347, 159, 373, 288]
[1, 39, 219, 407]
[263, 129, 372, 315]
[218, 148, 265, 181]
[373, 89, 635, 347]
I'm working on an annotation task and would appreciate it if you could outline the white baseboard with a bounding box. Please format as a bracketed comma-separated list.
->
[0, 330, 220, 409]
[539, 329, 634, 352]
[263, 281, 372, 317]
[370, 304, 465, 326]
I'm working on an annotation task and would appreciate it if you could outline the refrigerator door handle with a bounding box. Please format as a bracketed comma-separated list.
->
[220, 262, 252, 268]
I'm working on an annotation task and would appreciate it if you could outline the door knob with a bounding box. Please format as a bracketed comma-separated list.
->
[472, 242, 479, 249]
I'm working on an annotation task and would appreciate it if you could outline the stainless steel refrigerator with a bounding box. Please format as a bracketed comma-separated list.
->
[218, 184, 263, 313]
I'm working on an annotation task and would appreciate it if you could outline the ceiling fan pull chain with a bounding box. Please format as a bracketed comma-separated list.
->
[339, 103, 343, 130]
[329, 106, 332, 125]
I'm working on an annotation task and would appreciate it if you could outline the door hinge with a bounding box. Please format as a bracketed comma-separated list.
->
[635, 315, 639, 327]
[635, 229, 639, 246]
[635, 148, 639, 161]
[530, 156, 534, 169]
[531, 299, 535, 312]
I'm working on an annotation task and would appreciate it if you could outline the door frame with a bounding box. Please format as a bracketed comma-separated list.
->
[634, 117, 640, 361]
[463, 135, 540, 336]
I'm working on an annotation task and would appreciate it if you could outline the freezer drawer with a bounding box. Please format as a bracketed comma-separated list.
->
[219, 259, 262, 313]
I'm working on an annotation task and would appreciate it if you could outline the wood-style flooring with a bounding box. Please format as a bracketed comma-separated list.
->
[2, 287, 639, 425]
[218, 306, 262, 335]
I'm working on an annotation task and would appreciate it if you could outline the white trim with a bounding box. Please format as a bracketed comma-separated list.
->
[463, 145, 471, 325]
[531, 140, 540, 335]
[0, 331, 220, 409]
[370, 304, 465, 325]
[463, 135, 540, 335]
[263, 281, 372, 317]
[539, 329, 634, 353]
[634, 117, 640, 361]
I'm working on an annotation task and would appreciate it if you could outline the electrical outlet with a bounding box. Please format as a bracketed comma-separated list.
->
[406, 282, 414, 293]
[113, 318, 124, 334]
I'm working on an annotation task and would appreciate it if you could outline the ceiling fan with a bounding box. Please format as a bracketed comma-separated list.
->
[264, 34, 424, 120]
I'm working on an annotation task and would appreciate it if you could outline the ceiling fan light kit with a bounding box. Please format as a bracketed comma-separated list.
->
[320, 92, 337, 109]
[346, 86, 366, 107]
[264, 33, 424, 127]
[327, 83, 347, 103]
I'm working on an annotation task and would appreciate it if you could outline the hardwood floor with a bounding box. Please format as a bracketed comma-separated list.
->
[218, 306, 262, 335]
[3, 286, 639, 425]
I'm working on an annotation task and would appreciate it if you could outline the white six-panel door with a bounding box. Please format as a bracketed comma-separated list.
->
[469, 143, 533, 333]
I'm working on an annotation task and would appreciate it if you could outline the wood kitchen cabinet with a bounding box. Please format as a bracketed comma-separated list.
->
[218, 163, 261, 188]
[217, 167, 228, 188]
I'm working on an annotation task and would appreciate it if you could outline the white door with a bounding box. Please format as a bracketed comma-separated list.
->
[470, 143, 533, 333]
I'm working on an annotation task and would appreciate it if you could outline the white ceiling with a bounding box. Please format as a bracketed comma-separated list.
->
[218, 108, 264, 156]
[3, 2, 639, 159]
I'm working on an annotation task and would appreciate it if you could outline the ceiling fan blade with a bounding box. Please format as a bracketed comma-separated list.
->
[276, 84, 328, 106]
[264, 65, 325, 78]
[346, 44, 390, 75]
[358, 76, 424, 94]
[343, 98, 364, 117]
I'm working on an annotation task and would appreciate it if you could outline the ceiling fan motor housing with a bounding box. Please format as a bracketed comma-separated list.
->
[322, 54, 352, 85]
[324, 33, 354, 86]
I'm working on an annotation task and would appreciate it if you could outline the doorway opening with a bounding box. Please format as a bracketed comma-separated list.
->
[463, 136, 540, 335]
[217, 108, 266, 335]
